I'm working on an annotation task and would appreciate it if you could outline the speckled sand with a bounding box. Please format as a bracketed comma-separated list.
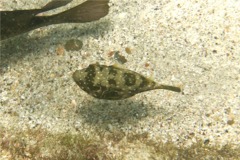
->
[0, 0, 240, 159]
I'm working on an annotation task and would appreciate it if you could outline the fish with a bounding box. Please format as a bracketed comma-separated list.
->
[72, 63, 182, 100]
[0, 0, 109, 40]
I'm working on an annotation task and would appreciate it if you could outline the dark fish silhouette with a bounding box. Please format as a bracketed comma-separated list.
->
[73, 63, 182, 100]
[0, 0, 109, 40]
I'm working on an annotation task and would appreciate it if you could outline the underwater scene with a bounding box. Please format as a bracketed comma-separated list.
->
[0, 0, 240, 159]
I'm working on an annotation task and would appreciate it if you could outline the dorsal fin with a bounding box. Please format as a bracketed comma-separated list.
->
[41, 0, 73, 11]
[112, 63, 126, 69]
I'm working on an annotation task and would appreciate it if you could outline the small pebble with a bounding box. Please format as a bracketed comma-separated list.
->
[107, 51, 115, 57]
[227, 119, 234, 125]
[56, 45, 65, 56]
[64, 39, 83, 51]
[125, 47, 132, 54]
[71, 99, 77, 108]
[144, 63, 150, 67]
[113, 51, 127, 64]
[204, 139, 210, 145]
[227, 114, 235, 125]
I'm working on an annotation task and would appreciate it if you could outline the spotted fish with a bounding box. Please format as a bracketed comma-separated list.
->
[72, 63, 181, 100]
[0, 0, 109, 40]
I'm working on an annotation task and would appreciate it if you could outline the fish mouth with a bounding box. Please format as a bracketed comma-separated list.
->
[72, 70, 87, 82]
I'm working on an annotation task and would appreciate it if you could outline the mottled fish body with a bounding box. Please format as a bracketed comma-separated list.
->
[0, 0, 109, 40]
[73, 63, 181, 100]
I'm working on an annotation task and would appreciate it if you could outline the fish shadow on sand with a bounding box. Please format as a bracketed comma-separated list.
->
[0, 20, 111, 68]
[77, 98, 170, 129]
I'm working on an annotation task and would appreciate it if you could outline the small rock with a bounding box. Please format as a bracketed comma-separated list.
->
[227, 119, 234, 125]
[227, 113, 235, 125]
[64, 39, 83, 51]
[204, 139, 210, 145]
[125, 47, 132, 54]
[107, 51, 115, 57]
[113, 51, 127, 64]
[56, 45, 65, 56]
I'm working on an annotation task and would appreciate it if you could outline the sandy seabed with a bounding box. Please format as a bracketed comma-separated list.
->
[0, 0, 240, 159]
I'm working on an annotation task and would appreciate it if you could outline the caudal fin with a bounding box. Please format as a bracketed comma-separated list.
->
[47, 0, 110, 24]
[158, 85, 182, 92]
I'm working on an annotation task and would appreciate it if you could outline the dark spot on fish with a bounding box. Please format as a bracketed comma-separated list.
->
[108, 79, 116, 85]
[98, 64, 106, 71]
[84, 64, 96, 91]
[124, 73, 136, 86]
[89, 84, 102, 92]
[101, 89, 123, 100]
[109, 66, 118, 76]
[139, 76, 151, 88]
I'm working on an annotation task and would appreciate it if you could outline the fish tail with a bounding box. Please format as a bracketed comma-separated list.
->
[46, 0, 109, 24]
[26, 0, 74, 27]
[157, 85, 182, 92]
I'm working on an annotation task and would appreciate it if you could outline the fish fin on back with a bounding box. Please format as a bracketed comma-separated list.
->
[112, 63, 126, 69]
[41, 0, 73, 12]
[49, 0, 109, 23]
